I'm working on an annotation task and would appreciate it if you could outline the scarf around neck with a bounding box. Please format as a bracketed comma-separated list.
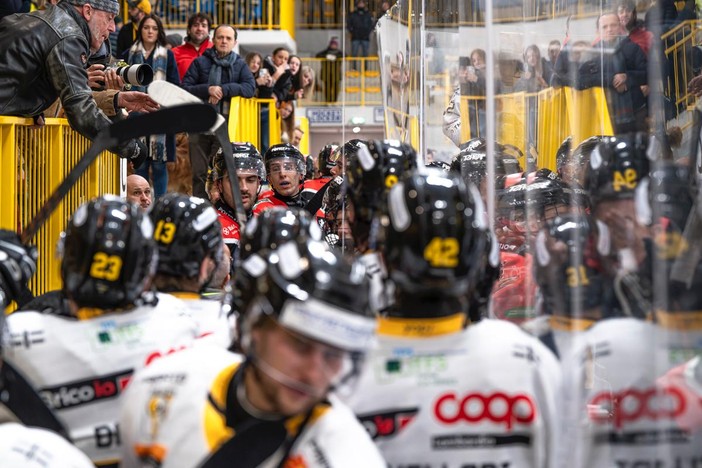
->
[208, 50, 237, 86]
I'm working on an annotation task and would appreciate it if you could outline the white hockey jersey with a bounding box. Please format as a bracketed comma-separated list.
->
[0, 423, 94, 468]
[167, 292, 234, 348]
[357, 251, 394, 314]
[2, 294, 199, 467]
[560, 318, 702, 468]
[119, 345, 386, 468]
[343, 316, 562, 468]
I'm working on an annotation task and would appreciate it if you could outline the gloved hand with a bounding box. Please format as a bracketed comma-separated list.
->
[115, 139, 148, 170]
[0, 231, 38, 308]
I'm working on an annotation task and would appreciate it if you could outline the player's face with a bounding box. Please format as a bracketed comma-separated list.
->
[218, 171, 260, 212]
[249, 322, 344, 416]
[268, 159, 301, 197]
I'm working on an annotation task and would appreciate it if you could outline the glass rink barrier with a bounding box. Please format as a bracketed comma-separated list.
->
[367, 0, 702, 467]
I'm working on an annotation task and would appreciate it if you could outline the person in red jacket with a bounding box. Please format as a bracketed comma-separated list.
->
[172, 13, 213, 80]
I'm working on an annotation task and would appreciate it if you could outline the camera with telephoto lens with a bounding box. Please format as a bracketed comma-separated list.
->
[111, 63, 154, 87]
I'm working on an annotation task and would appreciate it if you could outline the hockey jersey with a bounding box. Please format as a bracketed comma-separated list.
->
[560, 318, 702, 467]
[169, 292, 235, 348]
[2, 294, 199, 466]
[0, 423, 94, 468]
[343, 317, 562, 468]
[357, 251, 394, 314]
[119, 345, 386, 467]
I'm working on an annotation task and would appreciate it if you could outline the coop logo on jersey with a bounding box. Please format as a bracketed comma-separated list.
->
[434, 391, 537, 430]
[358, 408, 419, 440]
[588, 385, 686, 429]
[40, 369, 134, 410]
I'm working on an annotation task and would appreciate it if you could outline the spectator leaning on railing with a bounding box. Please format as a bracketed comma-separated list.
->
[0, 0, 152, 168]
[182, 24, 255, 199]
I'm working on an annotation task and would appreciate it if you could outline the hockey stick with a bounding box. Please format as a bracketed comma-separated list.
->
[20, 104, 218, 244]
[148, 82, 247, 227]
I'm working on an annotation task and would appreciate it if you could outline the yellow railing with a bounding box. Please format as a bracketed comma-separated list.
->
[662, 19, 702, 118]
[228, 97, 282, 148]
[0, 117, 120, 298]
[130, 0, 293, 30]
[300, 57, 382, 106]
[459, 87, 613, 171]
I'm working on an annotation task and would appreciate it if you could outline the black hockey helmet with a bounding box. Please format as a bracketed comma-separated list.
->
[149, 193, 223, 280]
[317, 143, 340, 177]
[320, 176, 354, 251]
[60, 195, 157, 309]
[263, 143, 306, 176]
[236, 239, 375, 392]
[534, 214, 611, 318]
[385, 169, 488, 300]
[345, 139, 418, 248]
[211, 142, 266, 181]
[427, 160, 451, 172]
[586, 133, 650, 206]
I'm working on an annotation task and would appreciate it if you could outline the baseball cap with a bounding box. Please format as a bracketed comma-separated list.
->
[128, 0, 152, 14]
[65, 0, 120, 15]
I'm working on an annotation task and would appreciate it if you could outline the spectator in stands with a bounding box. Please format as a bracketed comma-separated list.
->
[279, 99, 295, 142]
[288, 54, 304, 100]
[0, 0, 29, 21]
[291, 126, 304, 149]
[182, 24, 255, 199]
[247, 51, 273, 153]
[347, 0, 374, 60]
[116, 0, 150, 59]
[618, 0, 653, 55]
[127, 13, 180, 199]
[543, 39, 560, 79]
[578, 12, 648, 134]
[262, 47, 293, 103]
[316, 37, 344, 103]
[126, 174, 153, 210]
[109, 15, 122, 58]
[459, 49, 488, 138]
[514, 44, 550, 92]
[298, 66, 316, 102]
[0, 0, 150, 166]
[166, 33, 182, 49]
[551, 39, 591, 87]
[172, 13, 212, 80]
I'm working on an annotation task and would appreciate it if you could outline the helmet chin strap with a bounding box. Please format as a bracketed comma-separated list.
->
[250, 354, 326, 400]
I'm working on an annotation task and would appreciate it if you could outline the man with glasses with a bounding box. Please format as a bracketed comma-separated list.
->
[252, 143, 313, 215]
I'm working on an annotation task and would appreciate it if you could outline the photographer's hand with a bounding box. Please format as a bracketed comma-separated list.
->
[117, 91, 160, 113]
[87, 64, 106, 89]
[104, 68, 124, 90]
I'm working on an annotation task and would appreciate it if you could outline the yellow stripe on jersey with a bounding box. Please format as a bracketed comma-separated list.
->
[548, 315, 597, 332]
[377, 313, 466, 338]
[203, 363, 240, 450]
[285, 403, 331, 436]
[169, 292, 201, 300]
[653, 309, 702, 331]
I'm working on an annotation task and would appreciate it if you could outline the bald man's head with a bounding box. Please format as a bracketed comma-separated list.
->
[126, 174, 153, 210]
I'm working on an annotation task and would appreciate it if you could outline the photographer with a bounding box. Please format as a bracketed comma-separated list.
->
[0, 0, 151, 167]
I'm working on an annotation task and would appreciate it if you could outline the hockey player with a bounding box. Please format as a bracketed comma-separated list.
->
[119, 238, 385, 467]
[209, 142, 266, 258]
[530, 214, 612, 358]
[344, 169, 562, 467]
[149, 193, 234, 348]
[252, 143, 312, 214]
[584, 134, 652, 318]
[2, 196, 199, 466]
[305, 143, 339, 192]
[0, 231, 94, 467]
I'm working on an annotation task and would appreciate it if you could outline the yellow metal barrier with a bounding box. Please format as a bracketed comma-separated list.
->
[0, 117, 120, 298]
[228, 97, 282, 148]
[141, 0, 287, 30]
[459, 87, 612, 171]
[662, 20, 702, 118]
[300, 57, 382, 106]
